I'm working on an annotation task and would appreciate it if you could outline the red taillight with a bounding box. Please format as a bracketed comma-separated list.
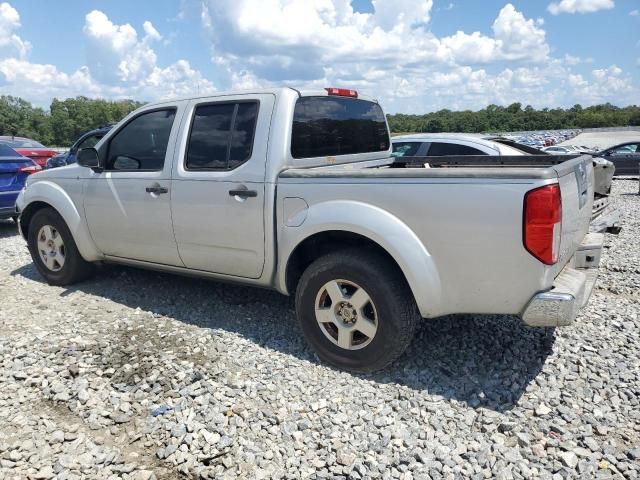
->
[324, 87, 358, 98]
[523, 184, 562, 265]
[19, 164, 42, 175]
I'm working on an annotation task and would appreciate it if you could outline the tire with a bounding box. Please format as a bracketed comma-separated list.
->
[295, 249, 420, 372]
[27, 208, 94, 285]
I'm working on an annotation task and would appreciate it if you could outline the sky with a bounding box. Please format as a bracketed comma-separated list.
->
[0, 0, 638, 113]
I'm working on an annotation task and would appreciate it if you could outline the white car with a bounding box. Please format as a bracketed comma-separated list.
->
[392, 133, 532, 157]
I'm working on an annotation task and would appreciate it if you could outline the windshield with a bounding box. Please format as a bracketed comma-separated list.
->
[0, 138, 46, 148]
[291, 96, 389, 159]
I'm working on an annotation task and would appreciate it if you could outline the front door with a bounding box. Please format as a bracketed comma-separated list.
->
[84, 105, 184, 266]
[171, 94, 274, 278]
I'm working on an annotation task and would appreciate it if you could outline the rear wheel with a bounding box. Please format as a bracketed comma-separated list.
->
[295, 249, 419, 372]
[27, 208, 94, 285]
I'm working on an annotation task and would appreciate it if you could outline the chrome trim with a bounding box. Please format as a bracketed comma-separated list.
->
[522, 272, 584, 327]
[522, 232, 604, 327]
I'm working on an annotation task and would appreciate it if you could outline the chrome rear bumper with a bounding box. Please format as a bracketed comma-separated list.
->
[521, 233, 604, 327]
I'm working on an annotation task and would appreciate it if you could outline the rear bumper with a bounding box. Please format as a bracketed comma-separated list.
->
[521, 233, 604, 327]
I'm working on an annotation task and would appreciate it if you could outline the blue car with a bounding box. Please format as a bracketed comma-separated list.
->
[0, 144, 41, 221]
[46, 125, 113, 169]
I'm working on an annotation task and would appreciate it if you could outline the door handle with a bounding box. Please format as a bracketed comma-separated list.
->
[229, 189, 257, 198]
[146, 186, 168, 194]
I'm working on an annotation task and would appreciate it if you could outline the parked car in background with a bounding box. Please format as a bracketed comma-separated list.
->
[595, 142, 640, 176]
[0, 136, 57, 167]
[46, 125, 114, 169]
[0, 144, 41, 221]
[391, 134, 537, 157]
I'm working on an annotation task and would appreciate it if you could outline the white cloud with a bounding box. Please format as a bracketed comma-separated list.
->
[0, 6, 215, 105]
[196, 0, 635, 112]
[83, 10, 158, 84]
[630, 9, 639, 16]
[201, 0, 548, 90]
[548, 0, 614, 15]
[491, 5, 548, 61]
[563, 53, 594, 65]
[0, 1, 30, 58]
[564, 65, 634, 105]
[441, 4, 549, 63]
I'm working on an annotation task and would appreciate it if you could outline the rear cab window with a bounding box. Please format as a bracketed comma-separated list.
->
[291, 96, 389, 159]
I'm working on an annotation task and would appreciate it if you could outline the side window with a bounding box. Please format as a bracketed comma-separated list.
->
[611, 144, 637, 155]
[427, 142, 488, 156]
[186, 101, 259, 170]
[392, 142, 421, 157]
[106, 109, 176, 171]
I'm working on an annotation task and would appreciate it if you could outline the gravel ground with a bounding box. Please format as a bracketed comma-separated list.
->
[0, 180, 639, 480]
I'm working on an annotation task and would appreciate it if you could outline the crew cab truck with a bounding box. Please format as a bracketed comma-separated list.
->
[16, 87, 604, 372]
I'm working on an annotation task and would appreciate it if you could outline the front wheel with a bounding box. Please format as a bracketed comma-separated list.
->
[295, 249, 420, 372]
[27, 208, 94, 285]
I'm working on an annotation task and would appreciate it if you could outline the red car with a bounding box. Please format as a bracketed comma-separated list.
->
[0, 136, 58, 167]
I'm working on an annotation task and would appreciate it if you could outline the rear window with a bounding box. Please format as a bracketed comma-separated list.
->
[291, 96, 389, 159]
[0, 144, 20, 156]
[427, 142, 487, 156]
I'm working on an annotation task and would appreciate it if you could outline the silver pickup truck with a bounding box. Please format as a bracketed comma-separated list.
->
[16, 87, 604, 372]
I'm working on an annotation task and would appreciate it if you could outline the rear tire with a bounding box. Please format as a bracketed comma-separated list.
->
[27, 208, 94, 285]
[295, 249, 419, 372]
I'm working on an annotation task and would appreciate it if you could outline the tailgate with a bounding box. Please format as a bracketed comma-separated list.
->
[548, 154, 594, 278]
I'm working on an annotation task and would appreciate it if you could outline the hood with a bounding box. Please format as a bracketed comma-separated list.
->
[26, 163, 85, 186]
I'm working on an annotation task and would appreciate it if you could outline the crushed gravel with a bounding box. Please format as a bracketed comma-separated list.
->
[0, 179, 638, 480]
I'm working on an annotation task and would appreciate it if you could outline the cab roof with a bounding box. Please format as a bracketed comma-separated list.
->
[142, 87, 379, 108]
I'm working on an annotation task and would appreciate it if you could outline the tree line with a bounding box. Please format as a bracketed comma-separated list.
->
[0, 96, 143, 147]
[1, 95, 639, 147]
[387, 103, 640, 134]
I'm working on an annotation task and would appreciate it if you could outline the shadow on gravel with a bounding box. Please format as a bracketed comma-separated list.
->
[11, 262, 555, 412]
[0, 219, 20, 239]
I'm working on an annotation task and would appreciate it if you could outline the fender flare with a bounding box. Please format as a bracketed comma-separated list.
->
[20, 181, 102, 262]
[277, 200, 442, 318]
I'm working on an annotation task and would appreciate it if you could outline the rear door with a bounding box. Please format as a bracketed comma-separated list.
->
[171, 94, 274, 278]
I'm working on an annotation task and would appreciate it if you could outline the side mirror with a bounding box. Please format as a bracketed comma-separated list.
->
[77, 148, 103, 172]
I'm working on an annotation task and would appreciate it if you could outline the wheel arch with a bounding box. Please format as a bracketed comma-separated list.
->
[278, 200, 443, 318]
[19, 181, 102, 262]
